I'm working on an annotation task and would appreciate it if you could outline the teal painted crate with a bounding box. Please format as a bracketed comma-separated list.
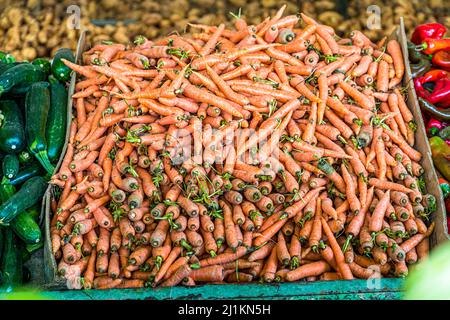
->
[2, 279, 403, 300]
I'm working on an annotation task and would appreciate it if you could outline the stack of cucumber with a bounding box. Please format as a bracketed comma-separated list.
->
[0, 48, 74, 291]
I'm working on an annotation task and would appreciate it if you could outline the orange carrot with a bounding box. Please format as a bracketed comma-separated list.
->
[285, 261, 330, 281]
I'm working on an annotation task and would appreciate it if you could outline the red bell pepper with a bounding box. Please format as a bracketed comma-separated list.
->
[417, 38, 450, 55]
[427, 78, 450, 106]
[411, 23, 447, 45]
[422, 69, 449, 83]
[437, 97, 450, 108]
[414, 77, 429, 98]
[432, 50, 450, 71]
[426, 118, 443, 136]
[414, 69, 450, 107]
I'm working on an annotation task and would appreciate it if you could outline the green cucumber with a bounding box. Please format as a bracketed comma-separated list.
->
[26, 239, 43, 255]
[0, 227, 3, 262]
[22, 266, 31, 284]
[0, 51, 15, 64]
[2, 154, 19, 179]
[0, 228, 23, 291]
[0, 100, 26, 153]
[18, 150, 33, 164]
[25, 82, 55, 174]
[31, 58, 51, 75]
[46, 80, 68, 162]
[26, 204, 41, 222]
[51, 48, 75, 82]
[0, 62, 22, 75]
[0, 62, 7, 75]
[6, 162, 45, 186]
[11, 211, 42, 244]
[0, 176, 47, 225]
[0, 183, 42, 244]
[0, 63, 46, 97]
[22, 248, 31, 263]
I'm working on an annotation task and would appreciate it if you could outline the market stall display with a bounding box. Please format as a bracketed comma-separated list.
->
[0, 0, 449, 61]
[0, 51, 70, 291]
[408, 22, 450, 232]
[43, 6, 441, 290]
[0, 0, 448, 299]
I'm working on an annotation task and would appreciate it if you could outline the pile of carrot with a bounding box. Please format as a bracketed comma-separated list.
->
[50, 6, 436, 289]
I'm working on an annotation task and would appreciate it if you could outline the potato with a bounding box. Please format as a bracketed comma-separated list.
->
[21, 47, 37, 61]
[47, 35, 60, 49]
[36, 46, 47, 57]
[38, 30, 48, 44]
[113, 26, 129, 44]
[261, 0, 278, 8]
[7, 8, 23, 26]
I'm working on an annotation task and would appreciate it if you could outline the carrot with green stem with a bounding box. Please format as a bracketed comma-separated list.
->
[309, 198, 322, 253]
[314, 132, 347, 155]
[190, 265, 225, 282]
[321, 197, 338, 221]
[199, 24, 225, 56]
[276, 232, 290, 266]
[129, 246, 152, 267]
[279, 24, 316, 53]
[205, 64, 249, 106]
[368, 178, 413, 193]
[58, 191, 80, 214]
[316, 73, 328, 124]
[345, 145, 368, 178]
[262, 246, 278, 282]
[153, 246, 182, 285]
[394, 88, 415, 130]
[289, 226, 302, 269]
[237, 98, 301, 157]
[345, 105, 374, 125]
[316, 24, 339, 54]
[219, 200, 239, 251]
[314, 58, 345, 77]
[387, 40, 404, 79]
[375, 129, 387, 180]
[285, 260, 330, 281]
[369, 190, 390, 233]
[182, 84, 243, 118]
[316, 34, 333, 56]
[316, 158, 346, 193]
[338, 80, 374, 111]
[319, 241, 339, 271]
[388, 93, 408, 139]
[225, 43, 280, 61]
[302, 102, 318, 144]
[253, 218, 288, 248]
[321, 217, 353, 280]
[150, 219, 170, 248]
[199, 246, 247, 267]
[284, 187, 325, 219]
[257, 4, 287, 37]
[383, 128, 421, 162]
[290, 76, 320, 103]
[400, 222, 435, 253]
[324, 108, 354, 139]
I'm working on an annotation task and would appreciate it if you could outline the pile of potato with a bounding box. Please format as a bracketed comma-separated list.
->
[0, 0, 449, 60]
